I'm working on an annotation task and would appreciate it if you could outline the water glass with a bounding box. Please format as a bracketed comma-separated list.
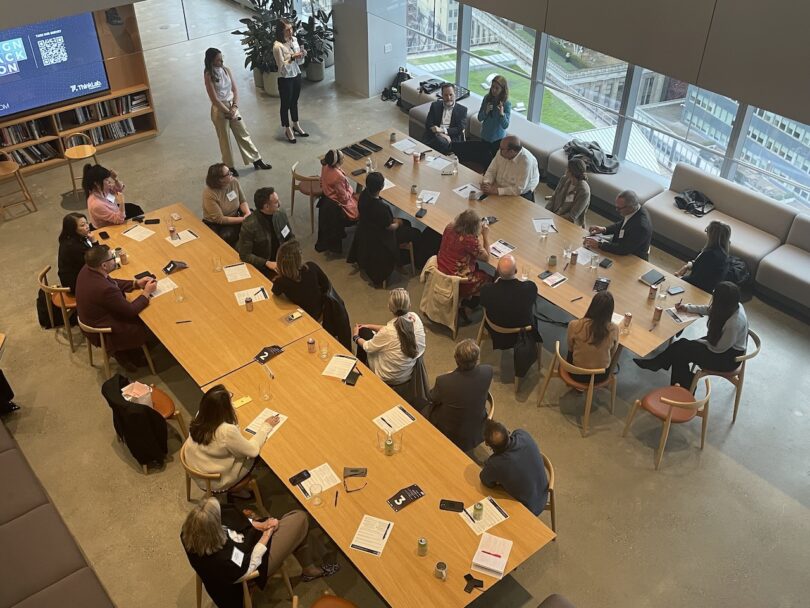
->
[310, 483, 323, 506]
[521, 265, 529, 281]
[563, 242, 573, 260]
[539, 224, 549, 241]
[416, 196, 424, 211]
[319, 340, 329, 360]
[260, 380, 272, 401]
[392, 431, 404, 453]
[590, 254, 600, 270]
[376, 429, 389, 451]
[212, 255, 222, 272]
[174, 286, 185, 303]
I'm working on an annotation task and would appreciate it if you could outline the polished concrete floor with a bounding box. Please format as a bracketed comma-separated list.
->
[1, 1, 809, 607]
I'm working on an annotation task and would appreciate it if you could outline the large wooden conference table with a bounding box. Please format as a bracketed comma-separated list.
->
[205, 328, 555, 608]
[340, 129, 711, 357]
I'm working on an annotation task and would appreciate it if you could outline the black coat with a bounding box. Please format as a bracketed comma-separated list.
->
[57, 236, 94, 293]
[424, 100, 468, 143]
[479, 278, 540, 349]
[564, 139, 619, 174]
[321, 283, 352, 350]
[428, 365, 493, 452]
[347, 192, 398, 284]
[101, 375, 167, 465]
[684, 247, 728, 293]
[601, 207, 653, 260]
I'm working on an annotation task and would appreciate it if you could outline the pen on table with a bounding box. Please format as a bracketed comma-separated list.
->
[380, 417, 393, 429]
[175, 320, 192, 324]
[481, 550, 502, 559]
[570, 296, 583, 303]
[188, 229, 198, 238]
[563, 262, 570, 271]
[224, 262, 242, 268]
[677, 298, 683, 308]
[334, 490, 339, 507]
[382, 523, 391, 539]
[397, 405, 416, 421]
[464, 508, 475, 524]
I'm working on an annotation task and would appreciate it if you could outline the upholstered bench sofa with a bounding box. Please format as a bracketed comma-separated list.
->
[756, 213, 810, 314]
[0, 421, 114, 608]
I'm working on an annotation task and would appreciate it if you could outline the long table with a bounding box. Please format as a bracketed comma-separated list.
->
[341, 130, 711, 357]
[95, 203, 321, 386]
[205, 328, 555, 608]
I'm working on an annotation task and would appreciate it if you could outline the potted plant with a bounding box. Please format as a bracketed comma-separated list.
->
[298, 9, 334, 82]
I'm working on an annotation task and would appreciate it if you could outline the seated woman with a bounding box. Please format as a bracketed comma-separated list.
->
[437, 209, 492, 316]
[454, 75, 511, 170]
[202, 162, 251, 247]
[183, 385, 278, 496]
[272, 239, 330, 319]
[354, 288, 426, 389]
[84, 164, 135, 227]
[675, 220, 731, 293]
[57, 212, 96, 293]
[566, 290, 619, 383]
[634, 281, 748, 387]
[315, 149, 358, 254]
[546, 158, 590, 227]
[182, 497, 338, 608]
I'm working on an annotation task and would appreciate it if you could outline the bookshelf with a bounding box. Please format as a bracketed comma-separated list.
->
[0, 5, 157, 176]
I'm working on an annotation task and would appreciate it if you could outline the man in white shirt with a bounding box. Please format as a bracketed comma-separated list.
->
[481, 136, 540, 201]
[424, 83, 468, 154]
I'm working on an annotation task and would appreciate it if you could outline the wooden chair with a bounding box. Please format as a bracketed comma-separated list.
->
[150, 386, 188, 439]
[418, 257, 472, 339]
[180, 443, 267, 515]
[196, 567, 297, 608]
[0, 153, 37, 220]
[485, 391, 495, 420]
[622, 379, 712, 470]
[63, 133, 98, 198]
[398, 241, 416, 277]
[689, 329, 760, 422]
[37, 266, 78, 352]
[542, 453, 556, 535]
[311, 595, 359, 608]
[290, 161, 321, 234]
[77, 318, 157, 378]
[537, 341, 617, 437]
[476, 311, 542, 394]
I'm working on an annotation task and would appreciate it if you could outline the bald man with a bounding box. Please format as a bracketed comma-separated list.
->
[479, 254, 542, 350]
[481, 136, 540, 201]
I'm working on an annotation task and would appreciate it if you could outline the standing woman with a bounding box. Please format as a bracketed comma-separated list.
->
[316, 149, 358, 253]
[675, 220, 731, 293]
[273, 19, 308, 143]
[566, 290, 619, 383]
[203, 47, 272, 176]
[546, 158, 591, 227]
[454, 75, 510, 168]
[57, 212, 96, 293]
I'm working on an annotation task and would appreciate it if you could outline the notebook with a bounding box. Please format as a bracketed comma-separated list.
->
[639, 269, 665, 286]
[471, 533, 513, 579]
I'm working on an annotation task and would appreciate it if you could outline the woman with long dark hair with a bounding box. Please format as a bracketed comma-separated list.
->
[315, 148, 358, 253]
[57, 212, 96, 293]
[454, 74, 511, 168]
[675, 220, 731, 292]
[83, 163, 127, 227]
[566, 291, 619, 382]
[203, 47, 271, 175]
[273, 19, 308, 143]
[634, 281, 749, 387]
[183, 385, 278, 494]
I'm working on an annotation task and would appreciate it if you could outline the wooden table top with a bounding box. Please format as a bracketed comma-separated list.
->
[341, 130, 711, 357]
[0, 333, 6, 358]
[94, 203, 321, 386]
[204, 328, 555, 608]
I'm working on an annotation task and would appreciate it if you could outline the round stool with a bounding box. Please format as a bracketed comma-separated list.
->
[63, 133, 98, 197]
[0, 154, 37, 220]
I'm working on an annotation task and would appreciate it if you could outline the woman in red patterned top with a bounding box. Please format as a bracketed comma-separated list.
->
[437, 209, 492, 304]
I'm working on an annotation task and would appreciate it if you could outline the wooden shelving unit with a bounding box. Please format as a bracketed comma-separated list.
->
[0, 5, 157, 176]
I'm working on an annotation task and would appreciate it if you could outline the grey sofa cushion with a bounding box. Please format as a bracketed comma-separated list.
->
[786, 213, 810, 251]
[670, 163, 797, 241]
[0, 449, 49, 525]
[756, 243, 810, 309]
[13, 568, 114, 608]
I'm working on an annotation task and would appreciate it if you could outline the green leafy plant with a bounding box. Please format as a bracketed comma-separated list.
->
[298, 9, 334, 66]
[232, 0, 298, 73]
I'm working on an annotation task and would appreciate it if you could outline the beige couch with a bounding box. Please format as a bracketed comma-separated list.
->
[644, 163, 798, 275]
[756, 213, 810, 313]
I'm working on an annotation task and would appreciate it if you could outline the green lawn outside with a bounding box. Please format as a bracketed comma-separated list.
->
[410, 48, 498, 66]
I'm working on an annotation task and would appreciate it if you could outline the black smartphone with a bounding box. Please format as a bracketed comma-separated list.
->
[144, 218, 160, 225]
[539, 270, 553, 280]
[351, 168, 366, 176]
[667, 285, 685, 296]
[98, 231, 110, 240]
[599, 258, 614, 268]
[345, 367, 361, 386]
[484, 216, 498, 225]
[132, 215, 144, 223]
[439, 499, 465, 513]
[415, 208, 427, 218]
[289, 470, 311, 487]
[477, 193, 488, 201]
[134, 271, 156, 281]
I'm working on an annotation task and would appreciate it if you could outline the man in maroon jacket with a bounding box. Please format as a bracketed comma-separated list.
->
[75, 245, 157, 371]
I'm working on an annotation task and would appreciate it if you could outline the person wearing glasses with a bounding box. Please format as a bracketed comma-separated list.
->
[202, 162, 251, 248]
[273, 19, 308, 143]
[584, 190, 652, 260]
[74, 245, 156, 372]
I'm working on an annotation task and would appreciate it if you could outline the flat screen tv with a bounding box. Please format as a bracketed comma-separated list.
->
[0, 12, 109, 120]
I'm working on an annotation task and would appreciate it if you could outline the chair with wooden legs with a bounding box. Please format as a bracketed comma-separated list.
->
[311, 595, 359, 608]
[150, 386, 188, 439]
[63, 133, 98, 198]
[77, 318, 157, 378]
[290, 161, 321, 234]
[622, 379, 712, 470]
[37, 266, 78, 351]
[398, 241, 416, 277]
[417, 257, 472, 339]
[0, 153, 37, 220]
[542, 453, 556, 535]
[689, 329, 760, 423]
[476, 311, 543, 394]
[485, 391, 495, 420]
[537, 341, 617, 437]
[196, 566, 297, 608]
[180, 443, 267, 515]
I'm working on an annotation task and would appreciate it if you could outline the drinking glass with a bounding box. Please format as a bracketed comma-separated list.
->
[310, 483, 323, 506]
[539, 224, 549, 241]
[590, 254, 600, 270]
[174, 286, 185, 303]
[521, 265, 529, 281]
[392, 431, 404, 453]
[376, 429, 389, 451]
[319, 340, 329, 360]
[563, 242, 573, 260]
[260, 380, 272, 401]
[212, 255, 222, 272]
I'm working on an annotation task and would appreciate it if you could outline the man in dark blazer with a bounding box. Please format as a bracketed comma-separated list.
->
[428, 340, 493, 454]
[237, 187, 294, 279]
[584, 189, 653, 260]
[423, 83, 468, 154]
[75, 245, 156, 371]
[479, 255, 541, 350]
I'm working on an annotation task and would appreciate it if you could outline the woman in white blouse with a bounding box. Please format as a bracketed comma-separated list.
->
[354, 288, 427, 386]
[273, 19, 308, 143]
[183, 385, 278, 495]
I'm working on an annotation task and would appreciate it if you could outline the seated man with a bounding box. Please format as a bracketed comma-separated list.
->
[480, 419, 548, 516]
[424, 83, 468, 155]
[75, 245, 157, 371]
[481, 136, 540, 202]
[479, 255, 541, 349]
[237, 187, 295, 279]
[584, 189, 652, 260]
[428, 339, 493, 454]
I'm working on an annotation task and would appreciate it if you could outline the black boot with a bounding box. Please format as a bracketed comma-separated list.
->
[254, 159, 272, 170]
[230, 167, 239, 177]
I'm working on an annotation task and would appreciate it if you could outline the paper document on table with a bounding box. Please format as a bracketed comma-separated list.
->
[234, 286, 269, 305]
[611, 312, 624, 326]
[573, 247, 594, 265]
[453, 183, 482, 199]
[531, 218, 557, 233]
[350, 515, 394, 557]
[244, 407, 287, 438]
[322, 354, 357, 379]
[418, 190, 440, 205]
[665, 307, 702, 324]
[426, 156, 451, 171]
[391, 138, 418, 153]
[299, 463, 341, 498]
[150, 277, 177, 298]
[223, 262, 251, 283]
[381, 178, 396, 192]
[489, 239, 516, 258]
[122, 225, 155, 242]
[542, 272, 567, 288]
[165, 229, 199, 247]
[459, 496, 509, 535]
[373, 404, 416, 433]
[471, 533, 513, 579]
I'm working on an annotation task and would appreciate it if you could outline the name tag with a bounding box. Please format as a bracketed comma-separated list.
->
[618, 229, 625, 239]
[281, 225, 290, 238]
[106, 193, 116, 203]
[226, 190, 238, 202]
[231, 547, 244, 566]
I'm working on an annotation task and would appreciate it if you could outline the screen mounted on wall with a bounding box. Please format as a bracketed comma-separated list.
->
[0, 12, 109, 119]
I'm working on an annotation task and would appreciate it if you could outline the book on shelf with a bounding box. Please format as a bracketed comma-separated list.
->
[7, 142, 59, 166]
[86, 118, 140, 145]
[1, 119, 50, 146]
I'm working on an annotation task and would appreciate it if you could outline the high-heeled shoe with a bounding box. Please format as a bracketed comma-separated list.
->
[284, 128, 297, 144]
[253, 159, 272, 170]
[229, 167, 239, 177]
[292, 125, 309, 137]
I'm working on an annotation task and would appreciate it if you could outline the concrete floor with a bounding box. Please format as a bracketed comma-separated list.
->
[1, 1, 809, 606]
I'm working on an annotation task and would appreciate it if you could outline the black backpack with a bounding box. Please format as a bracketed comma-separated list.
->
[725, 255, 753, 301]
[675, 190, 715, 217]
[36, 289, 78, 329]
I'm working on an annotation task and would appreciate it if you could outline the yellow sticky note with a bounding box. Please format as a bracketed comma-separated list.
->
[233, 396, 252, 409]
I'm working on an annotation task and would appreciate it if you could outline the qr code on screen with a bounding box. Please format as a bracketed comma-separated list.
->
[37, 36, 68, 66]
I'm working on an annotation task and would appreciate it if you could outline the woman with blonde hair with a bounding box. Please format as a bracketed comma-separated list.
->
[272, 239, 330, 319]
[675, 220, 732, 292]
[353, 288, 426, 386]
[437, 209, 492, 308]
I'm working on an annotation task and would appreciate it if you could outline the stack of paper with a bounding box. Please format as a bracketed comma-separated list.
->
[471, 533, 513, 579]
[418, 190, 440, 205]
[244, 407, 287, 438]
[542, 272, 567, 288]
[425, 156, 451, 171]
[350, 515, 394, 557]
[299, 463, 341, 498]
[573, 247, 594, 265]
[459, 496, 510, 535]
[321, 354, 357, 380]
[165, 229, 199, 247]
[121, 224, 155, 242]
[223, 262, 251, 283]
[373, 404, 416, 433]
[453, 183, 482, 199]
[234, 287, 268, 305]
[391, 138, 418, 153]
[150, 277, 178, 298]
[489, 240, 516, 258]
[665, 307, 701, 324]
[531, 218, 557, 233]
[381, 177, 396, 192]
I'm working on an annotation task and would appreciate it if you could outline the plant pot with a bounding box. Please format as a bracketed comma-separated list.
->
[262, 71, 280, 97]
[306, 61, 325, 82]
[252, 68, 263, 89]
[325, 46, 334, 68]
